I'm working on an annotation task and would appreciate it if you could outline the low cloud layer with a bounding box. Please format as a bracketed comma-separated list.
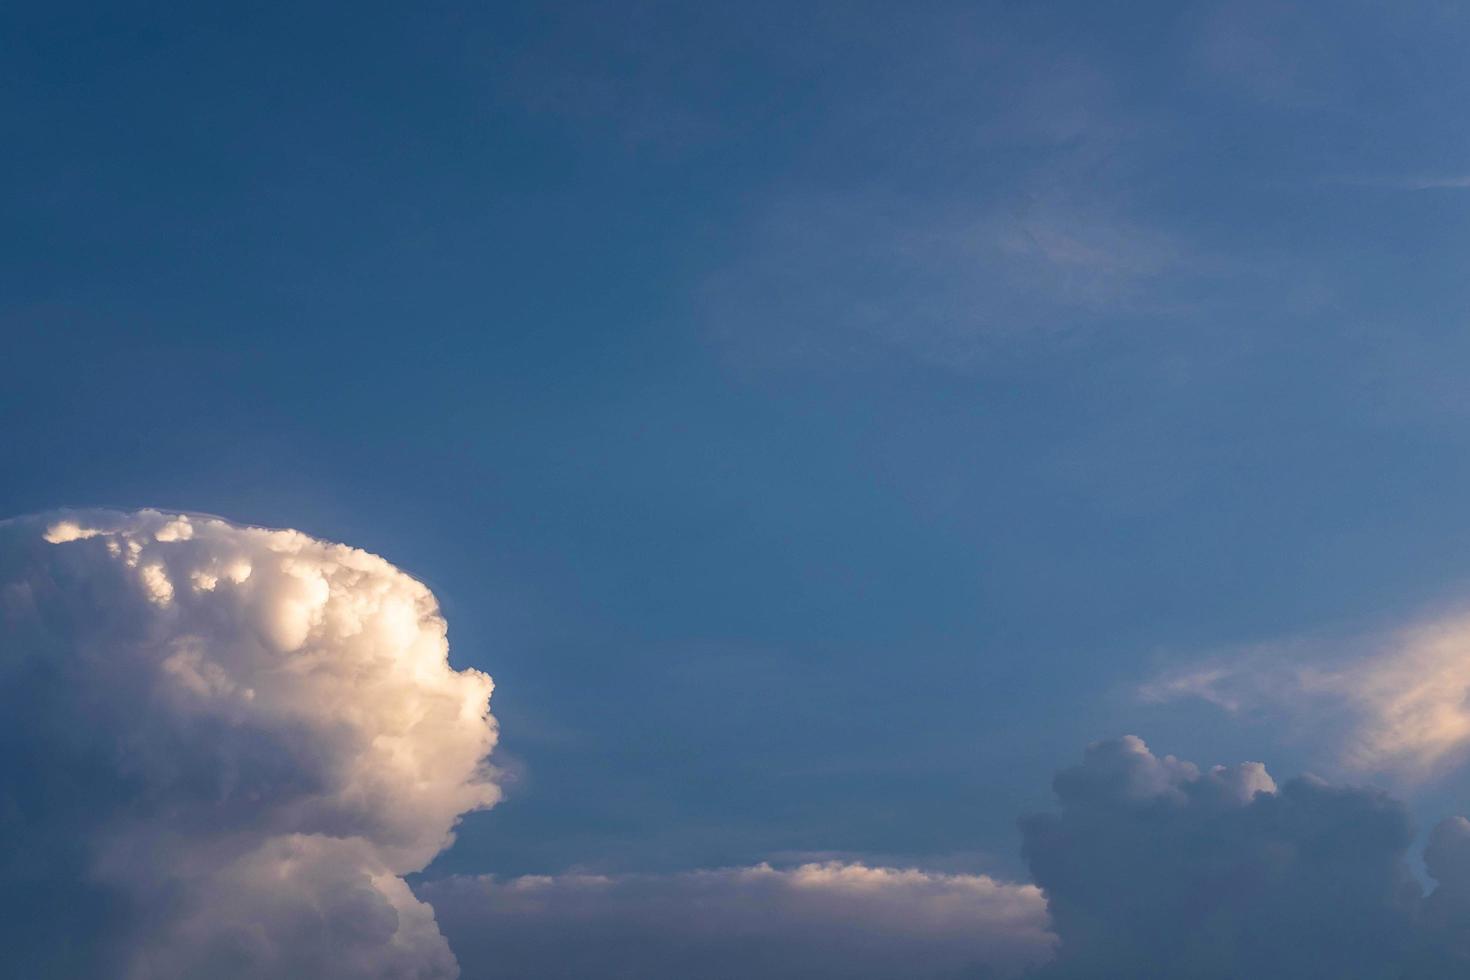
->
[0, 509, 499, 978]
[422, 861, 1054, 980]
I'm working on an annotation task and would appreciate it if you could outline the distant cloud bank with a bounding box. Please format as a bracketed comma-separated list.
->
[424, 861, 1054, 980]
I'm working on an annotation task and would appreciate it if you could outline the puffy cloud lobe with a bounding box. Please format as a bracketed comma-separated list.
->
[0, 509, 498, 978]
[1022, 736, 1434, 979]
[421, 861, 1054, 980]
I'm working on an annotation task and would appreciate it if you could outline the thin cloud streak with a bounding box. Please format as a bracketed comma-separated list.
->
[1330, 174, 1470, 191]
[1138, 606, 1470, 783]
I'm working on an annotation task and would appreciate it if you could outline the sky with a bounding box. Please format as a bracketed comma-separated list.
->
[9, 2, 1470, 977]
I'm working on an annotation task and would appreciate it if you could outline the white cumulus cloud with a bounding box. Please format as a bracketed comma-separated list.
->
[0, 508, 500, 979]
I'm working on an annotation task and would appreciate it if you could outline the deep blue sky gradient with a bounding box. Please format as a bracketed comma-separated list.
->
[8, 1, 1470, 880]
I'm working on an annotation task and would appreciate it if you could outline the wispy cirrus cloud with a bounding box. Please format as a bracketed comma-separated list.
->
[1138, 605, 1470, 783]
[1402, 176, 1470, 190]
[701, 191, 1193, 372]
[1327, 174, 1470, 191]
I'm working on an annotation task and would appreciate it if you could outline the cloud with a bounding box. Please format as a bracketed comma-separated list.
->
[1022, 735, 1428, 979]
[26, 510, 1470, 979]
[1331, 174, 1470, 191]
[421, 861, 1054, 980]
[1325, 612, 1470, 777]
[418, 735, 1470, 979]
[1401, 177, 1470, 190]
[1136, 662, 1261, 713]
[1418, 816, 1470, 974]
[701, 192, 1187, 372]
[1138, 608, 1470, 782]
[1190, 0, 1348, 109]
[681, 12, 1212, 375]
[0, 509, 499, 978]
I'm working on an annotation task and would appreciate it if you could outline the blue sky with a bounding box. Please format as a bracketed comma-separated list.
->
[9, 0, 1470, 907]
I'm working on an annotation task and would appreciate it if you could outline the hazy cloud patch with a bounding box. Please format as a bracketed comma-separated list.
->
[701, 192, 1190, 373]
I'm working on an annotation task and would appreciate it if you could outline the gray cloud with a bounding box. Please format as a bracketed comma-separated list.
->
[0, 509, 500, 978]
[1021, 735, 1470, 979]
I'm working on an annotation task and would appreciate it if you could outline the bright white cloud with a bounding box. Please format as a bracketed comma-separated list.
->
[421, 860, 1054, 980]
[0, 509, 499, 978]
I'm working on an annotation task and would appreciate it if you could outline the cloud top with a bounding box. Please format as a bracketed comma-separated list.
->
[0, 509, 499, 978]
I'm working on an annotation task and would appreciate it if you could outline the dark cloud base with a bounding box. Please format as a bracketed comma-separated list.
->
[1022, 736, 1470, 980]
